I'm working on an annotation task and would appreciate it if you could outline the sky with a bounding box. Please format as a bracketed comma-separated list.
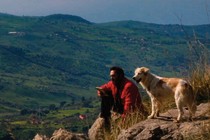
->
[0, 0, 210, 25]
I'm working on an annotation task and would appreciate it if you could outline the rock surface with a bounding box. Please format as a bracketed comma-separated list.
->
[33, 103, 210, 140]
[33, 128, 89, 140]
[88, 117, 105, 140]
[117, 103, 210, 140]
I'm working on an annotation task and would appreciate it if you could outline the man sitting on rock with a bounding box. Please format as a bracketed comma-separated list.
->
[96, 66, 145, 129]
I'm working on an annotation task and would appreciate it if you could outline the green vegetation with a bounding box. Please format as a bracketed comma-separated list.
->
[0, 13, 209, 139]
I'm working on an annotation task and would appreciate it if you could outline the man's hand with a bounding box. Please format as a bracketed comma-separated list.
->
[96, 87, 108, 97]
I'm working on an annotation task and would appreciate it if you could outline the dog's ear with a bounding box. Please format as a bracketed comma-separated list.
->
[142, 67, 149, 73]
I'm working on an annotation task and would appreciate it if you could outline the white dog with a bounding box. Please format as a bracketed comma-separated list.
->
[133, 67, 196, 122]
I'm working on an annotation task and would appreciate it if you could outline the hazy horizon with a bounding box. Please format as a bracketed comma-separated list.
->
[0, 0, 210, 25]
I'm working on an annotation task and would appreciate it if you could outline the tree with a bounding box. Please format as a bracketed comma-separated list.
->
[59, 101, 66, 109]
[49, 104, 57, 110]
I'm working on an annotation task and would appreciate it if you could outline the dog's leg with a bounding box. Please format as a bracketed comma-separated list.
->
[186, 87, 197, 121]
[187, 103, 197, 121]
[175, 94, 184, 122]
[174, 85, 186, 122]
[148, 97, 155, 119]
[154, 100, 161, 117]
[187, 104, 193, 121]
[176, 104, 184, 122]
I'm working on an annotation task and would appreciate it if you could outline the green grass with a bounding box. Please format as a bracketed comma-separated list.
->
[46, 108, 92, 119]
[11, 120, 27, 125]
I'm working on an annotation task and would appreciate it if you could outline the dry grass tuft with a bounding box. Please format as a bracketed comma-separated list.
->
[189, 65, 210, 102]
[183, 32, 210, 139]
[187, 35, 210, 103]
[104, 108, 148, 140]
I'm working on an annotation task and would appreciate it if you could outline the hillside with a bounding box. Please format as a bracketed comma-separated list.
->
[0, 13, 210, 139]
[0, 12, 210, 112]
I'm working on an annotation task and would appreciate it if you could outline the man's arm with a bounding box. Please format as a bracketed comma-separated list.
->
[96, 81, 112, 97]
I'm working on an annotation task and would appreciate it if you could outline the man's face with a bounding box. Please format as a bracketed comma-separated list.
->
[110, 70, 119, 85]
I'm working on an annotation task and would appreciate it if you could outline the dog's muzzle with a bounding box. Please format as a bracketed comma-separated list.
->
[132, 77, 141, 83]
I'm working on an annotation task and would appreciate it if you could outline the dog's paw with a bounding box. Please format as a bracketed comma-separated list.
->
[173, 119, 180, 123]
[147, 115, 155, 119]
[155, 113, 160, 117]
[188, 117, 193, 122]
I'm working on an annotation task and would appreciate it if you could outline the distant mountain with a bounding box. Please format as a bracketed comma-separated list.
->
[45, 14, 91, 24]
[0, 13, 209, 113]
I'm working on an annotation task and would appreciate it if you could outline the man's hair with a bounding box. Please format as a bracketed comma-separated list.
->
[110, 66, 124, 77]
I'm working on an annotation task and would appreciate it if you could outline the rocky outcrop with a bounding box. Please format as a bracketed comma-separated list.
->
[33, 134, 49, 140]
[50, 128, 88, 140]
[88, 117, 105, 140]
[33, 128, 89, 140]
[117, 103, 210, 140]
[33, 103, 210, 140]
